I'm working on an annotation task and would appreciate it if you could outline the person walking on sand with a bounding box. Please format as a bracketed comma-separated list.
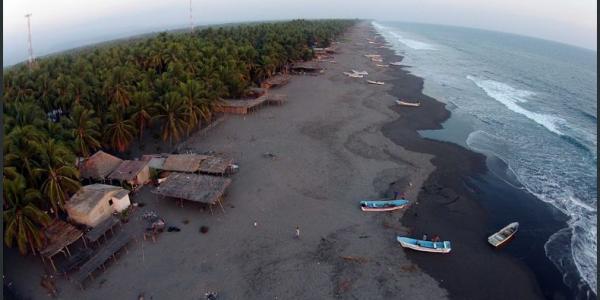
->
[295, 226, 300, 239]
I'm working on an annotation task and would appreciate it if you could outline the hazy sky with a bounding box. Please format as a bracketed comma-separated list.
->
[3, 0, 597, 66]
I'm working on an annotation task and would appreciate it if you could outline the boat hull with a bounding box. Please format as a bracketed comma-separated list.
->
[360, 199, 409, 212]
[488, 222, 519, 247]
[397, 236, 451, 253]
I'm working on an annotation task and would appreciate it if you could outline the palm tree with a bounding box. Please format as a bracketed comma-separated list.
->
[130, 91, 155, 142]
[177, 80, 205, 133]
[33, 139, 80, 216]
[104, 67, 133, 107]
[67, 105, 102, 158]
[103, 106, 136, 152]
[153, 93, 189, 146]
[4, 125, 45, 182]
[3, 174, 51, 255]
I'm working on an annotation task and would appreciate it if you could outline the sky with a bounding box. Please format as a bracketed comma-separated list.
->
[3, 0, 597, 66]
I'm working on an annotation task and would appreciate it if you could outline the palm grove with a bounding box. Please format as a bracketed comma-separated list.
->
[3, 19, 355, 255]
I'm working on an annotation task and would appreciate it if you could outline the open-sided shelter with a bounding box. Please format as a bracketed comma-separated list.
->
[39, 219, 85, 271]
[152, 173, 231, 210]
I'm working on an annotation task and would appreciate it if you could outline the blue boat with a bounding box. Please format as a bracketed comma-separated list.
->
[359, 199, 409, 211]
[396, 236, 452, 253]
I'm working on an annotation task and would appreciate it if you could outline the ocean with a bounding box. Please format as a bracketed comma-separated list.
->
[373, 21, 597, 298]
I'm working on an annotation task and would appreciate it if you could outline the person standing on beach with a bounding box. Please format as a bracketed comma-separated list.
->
[295, 226, 300, 239]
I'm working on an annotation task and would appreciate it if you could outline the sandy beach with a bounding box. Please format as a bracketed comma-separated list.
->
[5, 22, 546, 300]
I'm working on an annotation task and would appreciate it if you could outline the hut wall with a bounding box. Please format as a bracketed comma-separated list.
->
[133, 165, 151, 186]
[67, 195, 113, 227]
[111, 194, 130, 213]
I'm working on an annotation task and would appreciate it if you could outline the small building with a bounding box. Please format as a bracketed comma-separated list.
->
[66, 184, 131, 227]
[160, 154, 209, 173]
[108, 160, 151, 187]
[79, 151, 123, 181]
[198, 156, 234, 176]
[260, 74, 291, 89]
[216, 95, 269, 115]
[141, 154, 168, 169]
[290, 61, 324, 74]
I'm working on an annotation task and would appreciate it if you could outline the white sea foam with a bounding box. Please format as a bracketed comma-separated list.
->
[372, 21, 437, 50]
[467, 75, 565, 135]
[467, 130, 597, 295]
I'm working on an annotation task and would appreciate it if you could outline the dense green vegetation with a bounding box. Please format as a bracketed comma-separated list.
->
[3, 19, 355, 254]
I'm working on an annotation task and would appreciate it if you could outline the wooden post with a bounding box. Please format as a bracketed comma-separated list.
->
[82, 237, 88, 248]
[65, 245, 72, 256]
[218, 198, 226, 214]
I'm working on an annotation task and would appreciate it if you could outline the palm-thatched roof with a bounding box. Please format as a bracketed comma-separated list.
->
[79, 150, 123, 180]
[152, 173, 231, 204]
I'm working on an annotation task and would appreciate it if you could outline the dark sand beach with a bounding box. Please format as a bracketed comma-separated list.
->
[4, 22, 555, 300]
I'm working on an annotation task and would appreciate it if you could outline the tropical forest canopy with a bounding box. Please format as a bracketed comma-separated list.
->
[2, 19, 355, 254]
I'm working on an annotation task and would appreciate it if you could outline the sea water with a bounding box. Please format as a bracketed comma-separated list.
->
[373, 21, 597, 297]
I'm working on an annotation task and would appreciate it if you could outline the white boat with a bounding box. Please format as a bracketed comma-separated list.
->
[376, 64, 389, 68]
[397, 236, 452, 254]
[366, 80, 385, 85]
[390, 62, 403, 66]
[371, 58, 383, 62]
[396, 100, 421, 107]
[352, 70, 368, 76]
[343, 72, 363, 78]
[364, 54, 381, 58]
[488, 222, 519, 247]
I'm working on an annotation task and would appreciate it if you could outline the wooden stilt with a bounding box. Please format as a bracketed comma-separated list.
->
[65, 245, 72, 256]
[218, 198, 226, 214]
[82, 237, 88, 248]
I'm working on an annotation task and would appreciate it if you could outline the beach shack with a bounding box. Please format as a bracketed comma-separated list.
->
[108, 160, 150, 188]
[198, 156, 234, 176]
[152, 173, 232, 212]
[39, 220, 85, 272]
[261, 74, 291, 89]
[160, 154, 209, 173]
[79, 151, 123, 182]
[290, 61, 324, 74]
[65, 184, 130, 227]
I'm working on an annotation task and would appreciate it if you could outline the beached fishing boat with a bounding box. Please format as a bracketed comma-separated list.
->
[360, 199, 409, 211]
[488, 222, 519, 247]
[352, 70, 368, 76]
[371, 58, 384, 62]
[397, 236, 452, 253]
[390, 62, 402, 66]
[396, 100, 421, 107]
[376, 64, 389, 68]
[366, 80, 385, 85]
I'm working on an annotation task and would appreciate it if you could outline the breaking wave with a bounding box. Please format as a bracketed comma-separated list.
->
[467, 75, 565, 135]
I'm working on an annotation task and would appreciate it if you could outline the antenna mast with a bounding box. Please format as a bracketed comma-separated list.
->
[189, 0, 194, 33]
[25, 13, 35, 69]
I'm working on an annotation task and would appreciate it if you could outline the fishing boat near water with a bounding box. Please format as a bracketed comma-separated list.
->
[397, 236, 452, 253]
[488, 222, 519, 247]
[366, 80, 385, 85]
[396, 100, 421, 107]
[352, 70, 369, 76]
[360, 199, 409, 212]
[390, 62, 402, 66]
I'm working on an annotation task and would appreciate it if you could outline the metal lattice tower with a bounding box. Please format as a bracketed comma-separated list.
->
[189, 0, 194, 33]
[25, 13, 35, 69]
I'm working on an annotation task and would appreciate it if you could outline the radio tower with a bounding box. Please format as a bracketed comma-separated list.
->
[189, 0, 194, 33]
[25, 13, 35, 69]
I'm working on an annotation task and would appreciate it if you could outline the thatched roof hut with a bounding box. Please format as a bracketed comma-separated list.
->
[261, 74, 291, 89]
[198, 156, 234, 175]
[152, 173, 231, 205]
[291, 61, 323, 74]
[160, 154, 209, 173]
[79, 151, 123, 180]
[39, 220, 84, 271]
[108, 160, 151, 186]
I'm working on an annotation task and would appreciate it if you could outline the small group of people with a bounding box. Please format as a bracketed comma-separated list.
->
[422, 234, 441, 242]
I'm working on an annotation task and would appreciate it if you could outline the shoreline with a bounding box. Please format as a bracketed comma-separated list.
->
[372, 25, 579, 299]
